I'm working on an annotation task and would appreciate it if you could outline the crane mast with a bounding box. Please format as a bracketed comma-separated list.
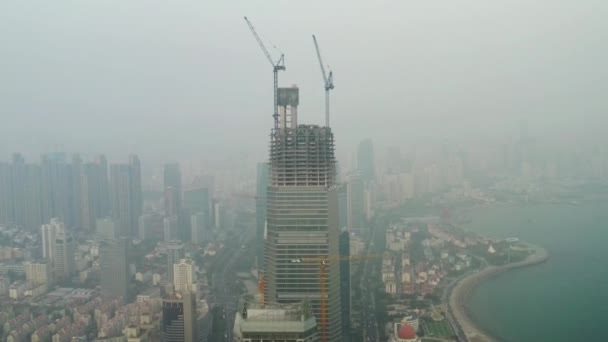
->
[313, 35, 334, 127]
[245, 17, 286, 130]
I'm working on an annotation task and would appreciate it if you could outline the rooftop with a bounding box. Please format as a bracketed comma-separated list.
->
[234, 299, 317, 333]
[235, 304, 317, 334]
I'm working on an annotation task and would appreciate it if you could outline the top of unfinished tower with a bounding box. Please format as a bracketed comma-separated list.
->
[270, 86, 336, 188]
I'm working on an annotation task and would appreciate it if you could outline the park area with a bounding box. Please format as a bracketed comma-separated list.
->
[423, 318, 454, 338]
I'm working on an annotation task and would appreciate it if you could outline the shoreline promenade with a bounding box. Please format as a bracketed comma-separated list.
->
[448, 244, 549, 342]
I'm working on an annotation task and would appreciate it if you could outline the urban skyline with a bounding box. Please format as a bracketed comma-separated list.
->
[1, 2, 607, 341]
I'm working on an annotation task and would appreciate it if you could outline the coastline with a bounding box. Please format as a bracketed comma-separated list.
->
[448, 244, 549, 342]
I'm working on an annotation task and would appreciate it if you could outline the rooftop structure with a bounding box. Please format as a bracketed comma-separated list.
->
[161, 292, 197, 342]
[269, 124, 336, 187]
[233, 300, 318, 342]
[173, 258, 196, 294]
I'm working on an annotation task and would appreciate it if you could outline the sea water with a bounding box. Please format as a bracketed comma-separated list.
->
[463, 202, 608, 342]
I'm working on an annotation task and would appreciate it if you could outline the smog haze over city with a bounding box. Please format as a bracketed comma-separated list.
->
[0, 1, 607, 342]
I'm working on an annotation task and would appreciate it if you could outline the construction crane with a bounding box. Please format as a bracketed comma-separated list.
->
[245, 17, 286, 130]
[291, 254, 381, 342]
[312, 34, 334, 128]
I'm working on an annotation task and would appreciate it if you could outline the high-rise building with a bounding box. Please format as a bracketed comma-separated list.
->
[0, 162, 14, 225]
[39, 154, 54, 225]
[99, 237, 129, 300]
[347, 174, 366, 234]
[80, 159, 110, 231]
[111, 164, 133, 236]
[80, 162, 96, 231]
[163, 163, 182, 217]
[213, 201, 224, 229]
[24, 261, 51, 287]
[165, 242, 184, 283]
[53, 223, 75, 283]
[180, 186, 211, 243]
[96, 217, 117, 239]
[233, 300, 319, 342]
[164, 187, 180, 218]
[97, 155, 111, 218]
[11, 154, 27, 228]
[129, 155, 143, 234]
[163, 216, 179, 242]
[110, 156, 142, 237]
[1, 154, 110, 232]
[264, 87, 342, 341]
[1, 155, 48, 231]
[24, 164, 43, 230]
[190, 212, 207, 245]
[183, 187, 210, 227]
[71, 154, 83, 231]
[41, 153, 73, 228]
[255, 163, 269, 271]
[357, 139, 375, 182]
[138, 213, 161, 241]
[41, 218, 63, 265]
[385, 146, 403, 174]
[161, 292, 197, 342]
[173, 259, 195, 294]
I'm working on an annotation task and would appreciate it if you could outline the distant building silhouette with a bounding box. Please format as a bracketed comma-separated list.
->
[357, 139, 374, 182]
[347, 174, 366, 234]
[163, 216, 179, 242]
[189, 212, 207, 245]
[110, 155, 142, 237]
[183, 188, 210, 218]
[96, 217, 117, 239]
[0, 154, 133, 235]
[163, 163, 182, 217]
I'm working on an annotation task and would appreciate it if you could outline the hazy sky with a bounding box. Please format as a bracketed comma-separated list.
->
[1, 1, 606, 163]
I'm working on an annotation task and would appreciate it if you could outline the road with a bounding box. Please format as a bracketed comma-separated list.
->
[359, 226, 381, 342]
[211, 230, 254, 342]
[442, 271, 473, 342]
[442, 257, 488, 342]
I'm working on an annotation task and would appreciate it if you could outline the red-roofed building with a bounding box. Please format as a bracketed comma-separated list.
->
[391, 323, 420, 342]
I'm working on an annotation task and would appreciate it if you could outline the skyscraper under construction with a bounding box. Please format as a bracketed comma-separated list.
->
[263, 86, 342, 341]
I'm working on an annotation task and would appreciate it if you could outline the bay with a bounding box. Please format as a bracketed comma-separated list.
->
[462, 202, 608, 342]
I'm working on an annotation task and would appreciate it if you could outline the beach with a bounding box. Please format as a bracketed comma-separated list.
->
[448, 244, 549, 342]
